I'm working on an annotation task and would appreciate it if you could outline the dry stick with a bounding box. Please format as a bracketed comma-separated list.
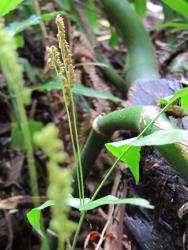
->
[33, 0, 48, 43]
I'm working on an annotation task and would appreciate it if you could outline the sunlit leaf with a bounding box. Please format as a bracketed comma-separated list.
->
[168, 87, 188, 104]
[67, 195, 154, 211]
[0, 0, 24, 16]
[106, 140, 141, 183]
[161, 0, 188, 19]
[27, 200, 54, 238]
[27, 195, 153, 236]
[181, 96, 188, 112]
[106, 128, 188, 182]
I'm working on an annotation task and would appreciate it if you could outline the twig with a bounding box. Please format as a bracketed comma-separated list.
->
[33, 0, 48, 44]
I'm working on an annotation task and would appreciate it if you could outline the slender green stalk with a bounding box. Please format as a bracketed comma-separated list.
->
[53, 63, 82, 200]
[101, 0, 160, 86]
[0, 24, 39, 199]
[71, 212, 85, 250]
[56, 15, 85, 203]
[70, 93, 85, 202]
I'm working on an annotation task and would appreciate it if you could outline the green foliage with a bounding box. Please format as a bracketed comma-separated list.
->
[60, 0, 79, 22]
[181, 96, 188, 112]
[27, 200, 55, 238]
[106, 128, 188, 183]
[108, 29, 119, 48]
[160, 87, 188, 106]
[27, 194, 153, 238]
[75, 195, 154, 211]
[154, 1, 188, 31]
[105, 87, 188, 183]
[32, 81, 123, 103]
[6, 12, 60, 36]
[0, 0, 24, 16]
[11, 120, 44, 150]
[154, 22, 188, 30]
[161, 0, 188, 19]
[85, 0, 99, 31]
[6, 14, 40, 36]
[131, 0, 147, 17]
[74, 84, 123, 103]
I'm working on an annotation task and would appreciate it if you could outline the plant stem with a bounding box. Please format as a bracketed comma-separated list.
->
[70, 92, 85, 202]
[71, 212, 85, 250]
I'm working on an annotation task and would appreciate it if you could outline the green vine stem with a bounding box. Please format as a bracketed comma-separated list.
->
[101, 0, 160, 86]
[73, 105, 188, 196]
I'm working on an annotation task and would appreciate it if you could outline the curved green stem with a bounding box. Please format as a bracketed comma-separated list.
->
[101, 0, 160, 86]
[73, 106, 188, 196]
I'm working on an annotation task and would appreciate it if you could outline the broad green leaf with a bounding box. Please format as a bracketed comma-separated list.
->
[161, 87, 188, 112]
[6, 13, 60, 36]
[27, 200, 54, 238]
[68, 195, 153, 211]
[106, 141, 141, 183]
[181, 96, 188, 112]
[27, 196, 152, 236]
[106, 128, 188, 182]
[6, 15, 40, 36]
[0, 0, 24, 16]
[11, 120, 44, 150]
[73, 84, 123, 103]
[32, 82, 123, 103]
[107, 129, 188, 148]
[161, 0, 188, 19]
[154, 22, 188, 30]
[168, 87, 188, 104]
